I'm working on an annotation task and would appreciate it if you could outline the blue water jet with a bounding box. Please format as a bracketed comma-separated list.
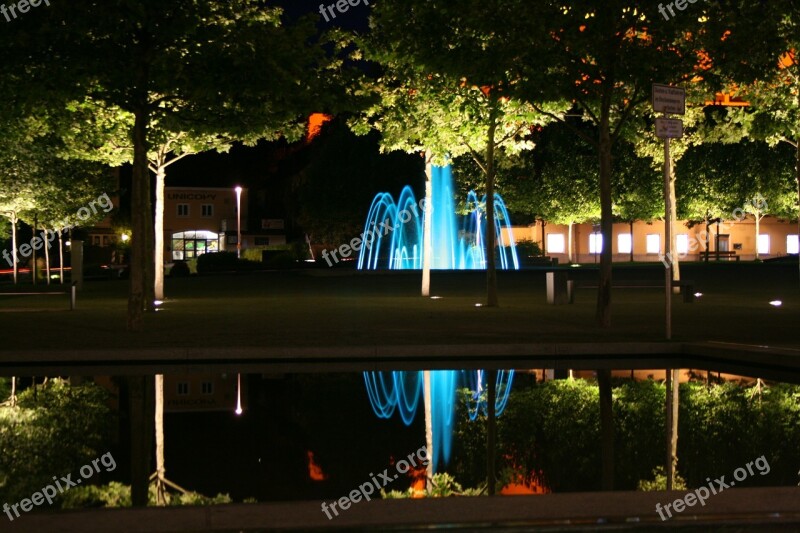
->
[363, 370, 515, 472]
[357, 165, 519, 271]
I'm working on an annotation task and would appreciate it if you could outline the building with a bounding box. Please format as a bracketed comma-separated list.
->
[164, 187, 286, 262]
[507, 216, 799, 263]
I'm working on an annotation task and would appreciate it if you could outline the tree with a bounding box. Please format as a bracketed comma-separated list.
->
[358, 0, 565, 305]
[699, 0, 800, 274]
[497, 121, 602, 262]
[613, 143, 663, 262]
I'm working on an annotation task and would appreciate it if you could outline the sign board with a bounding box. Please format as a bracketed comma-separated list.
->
[655, 118, 683, 139]
[653, 84, 686, 115]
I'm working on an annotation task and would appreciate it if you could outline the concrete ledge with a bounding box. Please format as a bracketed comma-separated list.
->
[7, 487, 800, 532]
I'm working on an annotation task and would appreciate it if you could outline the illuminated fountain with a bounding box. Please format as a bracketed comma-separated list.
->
[360, 165, 518, 473]
[364, 370, 515, 472]
[357, 165, 520, 271]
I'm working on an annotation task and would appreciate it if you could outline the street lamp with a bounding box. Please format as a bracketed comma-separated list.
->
[234, 186, 243, 259]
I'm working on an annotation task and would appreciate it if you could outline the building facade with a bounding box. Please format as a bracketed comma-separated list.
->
[507, 216, 799, 263]
[164, 187, 286, 262]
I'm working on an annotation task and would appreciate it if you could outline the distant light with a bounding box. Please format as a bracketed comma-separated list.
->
[694, 292, 703, 298]
[154, 300, 164, 306]
[570, 264, 581, 268]
[235, 373, 243, 415]
[769, 300, 783, 307]
[121, 234, 130, 242]
[475, 303, 483, 307]
[65, 241, 71, 247]
[431, 296, 443, 300]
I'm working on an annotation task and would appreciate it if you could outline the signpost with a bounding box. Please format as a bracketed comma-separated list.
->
[653, 84, 685, 342]
[654, 84, 685, 494]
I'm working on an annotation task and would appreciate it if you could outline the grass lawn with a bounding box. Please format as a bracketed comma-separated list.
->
[0, 262, 797, 351]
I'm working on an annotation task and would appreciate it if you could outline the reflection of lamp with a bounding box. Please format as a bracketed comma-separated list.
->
[235, 187, 243, 259]
[235, 373, 243, 415]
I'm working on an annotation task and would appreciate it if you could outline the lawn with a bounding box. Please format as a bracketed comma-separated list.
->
[0, 262, 797, 352]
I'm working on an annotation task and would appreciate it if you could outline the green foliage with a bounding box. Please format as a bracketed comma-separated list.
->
[0, 379, 114, 504]
[61, 482, 232, 509]
[637, 466, 687, 492]
[382, 473, 485, 499]
[452, 378, 800, 493]
[169, 261, 191, 277]
[499, 379, 601, 492]
[612, 380, 667, 489]
[196, 252, 260, 274]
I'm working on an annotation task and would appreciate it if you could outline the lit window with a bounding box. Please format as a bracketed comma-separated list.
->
[177, 204, 189, 217]
[177, 382, 189, 396]
[788, 235, 799, 255]
[201, 204, 213, 217]
[677, 234, 689, 254]
[547, 234, 565, 254]
[617, 234, 632, 254]
[757, 234, 770, 255]
[589, 233, 603, 254]
[646, 234, 661, 254]
[201, 382, 213, 395]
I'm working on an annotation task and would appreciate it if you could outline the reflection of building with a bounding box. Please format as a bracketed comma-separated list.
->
[164, 187, 286, 262]
[508, 217, 799, 263]
[163, 374, 243, 413]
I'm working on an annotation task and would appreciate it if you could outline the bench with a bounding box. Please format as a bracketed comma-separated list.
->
[547, 272, 697, 305]
[0, 282, 77, 310]
[713, 251, 740, 261]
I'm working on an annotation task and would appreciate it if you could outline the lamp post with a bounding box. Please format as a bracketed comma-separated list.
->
[235, 186, 243, 259]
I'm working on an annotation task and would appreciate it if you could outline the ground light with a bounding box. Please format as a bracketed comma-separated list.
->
[769, 300, 783, 307]
[694, 292, 703, 298]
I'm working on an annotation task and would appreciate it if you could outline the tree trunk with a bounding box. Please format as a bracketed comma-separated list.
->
[796, 137, 799, 284]
[568, 221, 574, 264]
[422, 151, 433, 297]
[11, 213, 17, 284]
[44, 227, 51, 285]
[755, 212, 761, 260]
[596, 102, 614, 328]
[629, 221, 634, 262]
[154, 374, 166, 505]
[154, 165, 166, 301]
[669, 170, 680, 293]
[129, 375, 154, 507]
[423, 370, 433, 490]
[485, 108, 499, 307]
[128, 105, 150, 332]
[486, 369, 497, 496]
[58, 232, 64, 285]
[540, 219, 547, 255]
[598, 369, 614, 490]
[665, 368, 680, 490]
[704, 214, 711, 263]
[31, 216, 36, 286]
[144, 168, 156, 311]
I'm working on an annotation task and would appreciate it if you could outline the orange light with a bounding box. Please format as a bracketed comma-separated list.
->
[307, 451, 328, 481]
[307, 113, 333, 142]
